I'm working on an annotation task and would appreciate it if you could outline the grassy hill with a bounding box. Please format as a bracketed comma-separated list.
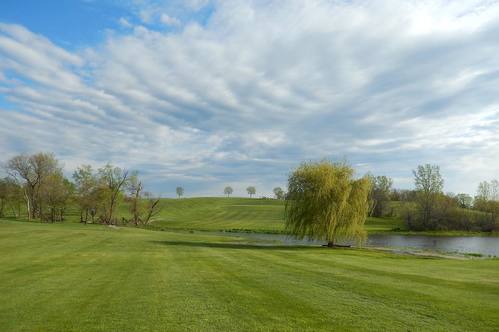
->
[0, 219, 498, 331]
[143, 197, 405, 233]
[1, 197, 407, 233]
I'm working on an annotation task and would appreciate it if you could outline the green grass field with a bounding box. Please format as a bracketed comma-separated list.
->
[144, 197, 405, 233]
[1, 219, 498, 331]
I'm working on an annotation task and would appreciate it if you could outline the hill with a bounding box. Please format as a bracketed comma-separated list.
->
[143, 197, 405, 233]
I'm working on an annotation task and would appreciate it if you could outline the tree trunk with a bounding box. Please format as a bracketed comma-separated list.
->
[24, 189, 31, 220]
[327, 240, 334, 247]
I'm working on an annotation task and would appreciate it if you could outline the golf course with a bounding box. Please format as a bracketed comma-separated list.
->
[1, 198, 498, 331]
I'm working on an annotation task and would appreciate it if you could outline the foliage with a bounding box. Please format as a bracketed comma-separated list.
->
[455, 193, 473, 209]
[223, 186, 233, 197]
[413, 164, 444, 229]
[6, 152, 61, 220]
[246, 186, 256, 198]
[285, 160, 371, 246]
[367, 174, 393, 217]
[273, 187, 285, 200]
[176, 186, 184, 198]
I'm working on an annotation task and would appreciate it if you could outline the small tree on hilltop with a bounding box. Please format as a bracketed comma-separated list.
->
[246, 186, 256, 198]
[176, 186, 184, 198]
[224, 186, 233, 197]
[285, 160, 371, 247]
[273, 187, 285, 200]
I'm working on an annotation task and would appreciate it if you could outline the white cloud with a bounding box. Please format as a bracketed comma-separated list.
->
[119, 17, 133, 28]
[1, 0, 499, 196]
[160, 14, 181, 26]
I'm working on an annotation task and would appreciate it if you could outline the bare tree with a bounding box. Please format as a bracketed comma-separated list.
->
[142, 192, 161, 225]
[97, 164, 129, 224]
[127, 172, 143, 225]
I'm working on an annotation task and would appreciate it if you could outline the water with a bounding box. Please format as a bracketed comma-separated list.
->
[217, 232, 499, 256]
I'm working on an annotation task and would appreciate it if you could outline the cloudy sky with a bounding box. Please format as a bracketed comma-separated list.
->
[1, 0, 498, 197]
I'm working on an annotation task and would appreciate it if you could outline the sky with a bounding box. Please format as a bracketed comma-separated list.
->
[0, 0, 498, 197]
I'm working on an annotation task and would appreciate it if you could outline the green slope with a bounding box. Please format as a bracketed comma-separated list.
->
[1, 220, 498, 331]
[0, 197, 407, 233]
[144, 197, 404, 233]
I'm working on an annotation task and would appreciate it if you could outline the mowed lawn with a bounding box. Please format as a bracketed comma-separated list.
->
[1, 220, 498, 331]
[145, 197, 404, 233]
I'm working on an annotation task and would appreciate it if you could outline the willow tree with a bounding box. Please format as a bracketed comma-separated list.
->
[285, 160, 371, 247]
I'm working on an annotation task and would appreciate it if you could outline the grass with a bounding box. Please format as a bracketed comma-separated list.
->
[140, 197, 405, 234]
[1, 219, 498, 331]
[5, 197, 497, 237]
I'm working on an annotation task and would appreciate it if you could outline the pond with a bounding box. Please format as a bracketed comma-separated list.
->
[217, 232, 499, 256]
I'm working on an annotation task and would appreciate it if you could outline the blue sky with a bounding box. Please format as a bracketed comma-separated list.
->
[1, 0, 499, 197]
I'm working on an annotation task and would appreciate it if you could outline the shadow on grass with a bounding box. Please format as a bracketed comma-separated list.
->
[150, 240, 327, 250]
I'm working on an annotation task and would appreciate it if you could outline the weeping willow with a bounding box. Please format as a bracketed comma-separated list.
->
[285, 160, 371, 247]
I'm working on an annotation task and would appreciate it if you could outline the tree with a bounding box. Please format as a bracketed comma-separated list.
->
[224, 186, 233, 197]
[367, 175, 393, 217]
[40, 172, 73, 222]
[73, 165, 99, 224]
[456, 193, 473, 209]
[0, 178, 23, 218]
[246, 186, 256, 198]
[142, 192, 161, 226]
[273, 187, 285, 200]
[126, 172, 161, 226]
[127, 172, 143, 225]
[0, 178, 8, 217]
[6, 153, 60, 220]
[97, 164, 129, 224]
[176, 186, 184, 198]
[413, 164, 444, 229]
[285, 160, 371, 247]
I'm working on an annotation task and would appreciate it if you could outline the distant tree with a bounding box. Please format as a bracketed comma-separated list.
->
[455, 193, 473, 209]
[413, 164, 444, 229]
[97, 164, 129, 224]
[367, 174, 393, 217]
[176, 186, 184, 198]
[224, 186, 233, 197]
[246, 186, 256, 198]
[273, 187, 285, 200]
[285, 160, 371, 247]
[476, 181, 491, 201]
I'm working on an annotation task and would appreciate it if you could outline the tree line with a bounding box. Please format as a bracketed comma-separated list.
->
[284, 161, 499, 247]
[0, 153, 160, 225]
[367, 165, 498, 232]
[1, 153, 497, 235]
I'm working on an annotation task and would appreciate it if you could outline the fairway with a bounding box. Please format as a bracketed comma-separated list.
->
[1, 220, 498, 331]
